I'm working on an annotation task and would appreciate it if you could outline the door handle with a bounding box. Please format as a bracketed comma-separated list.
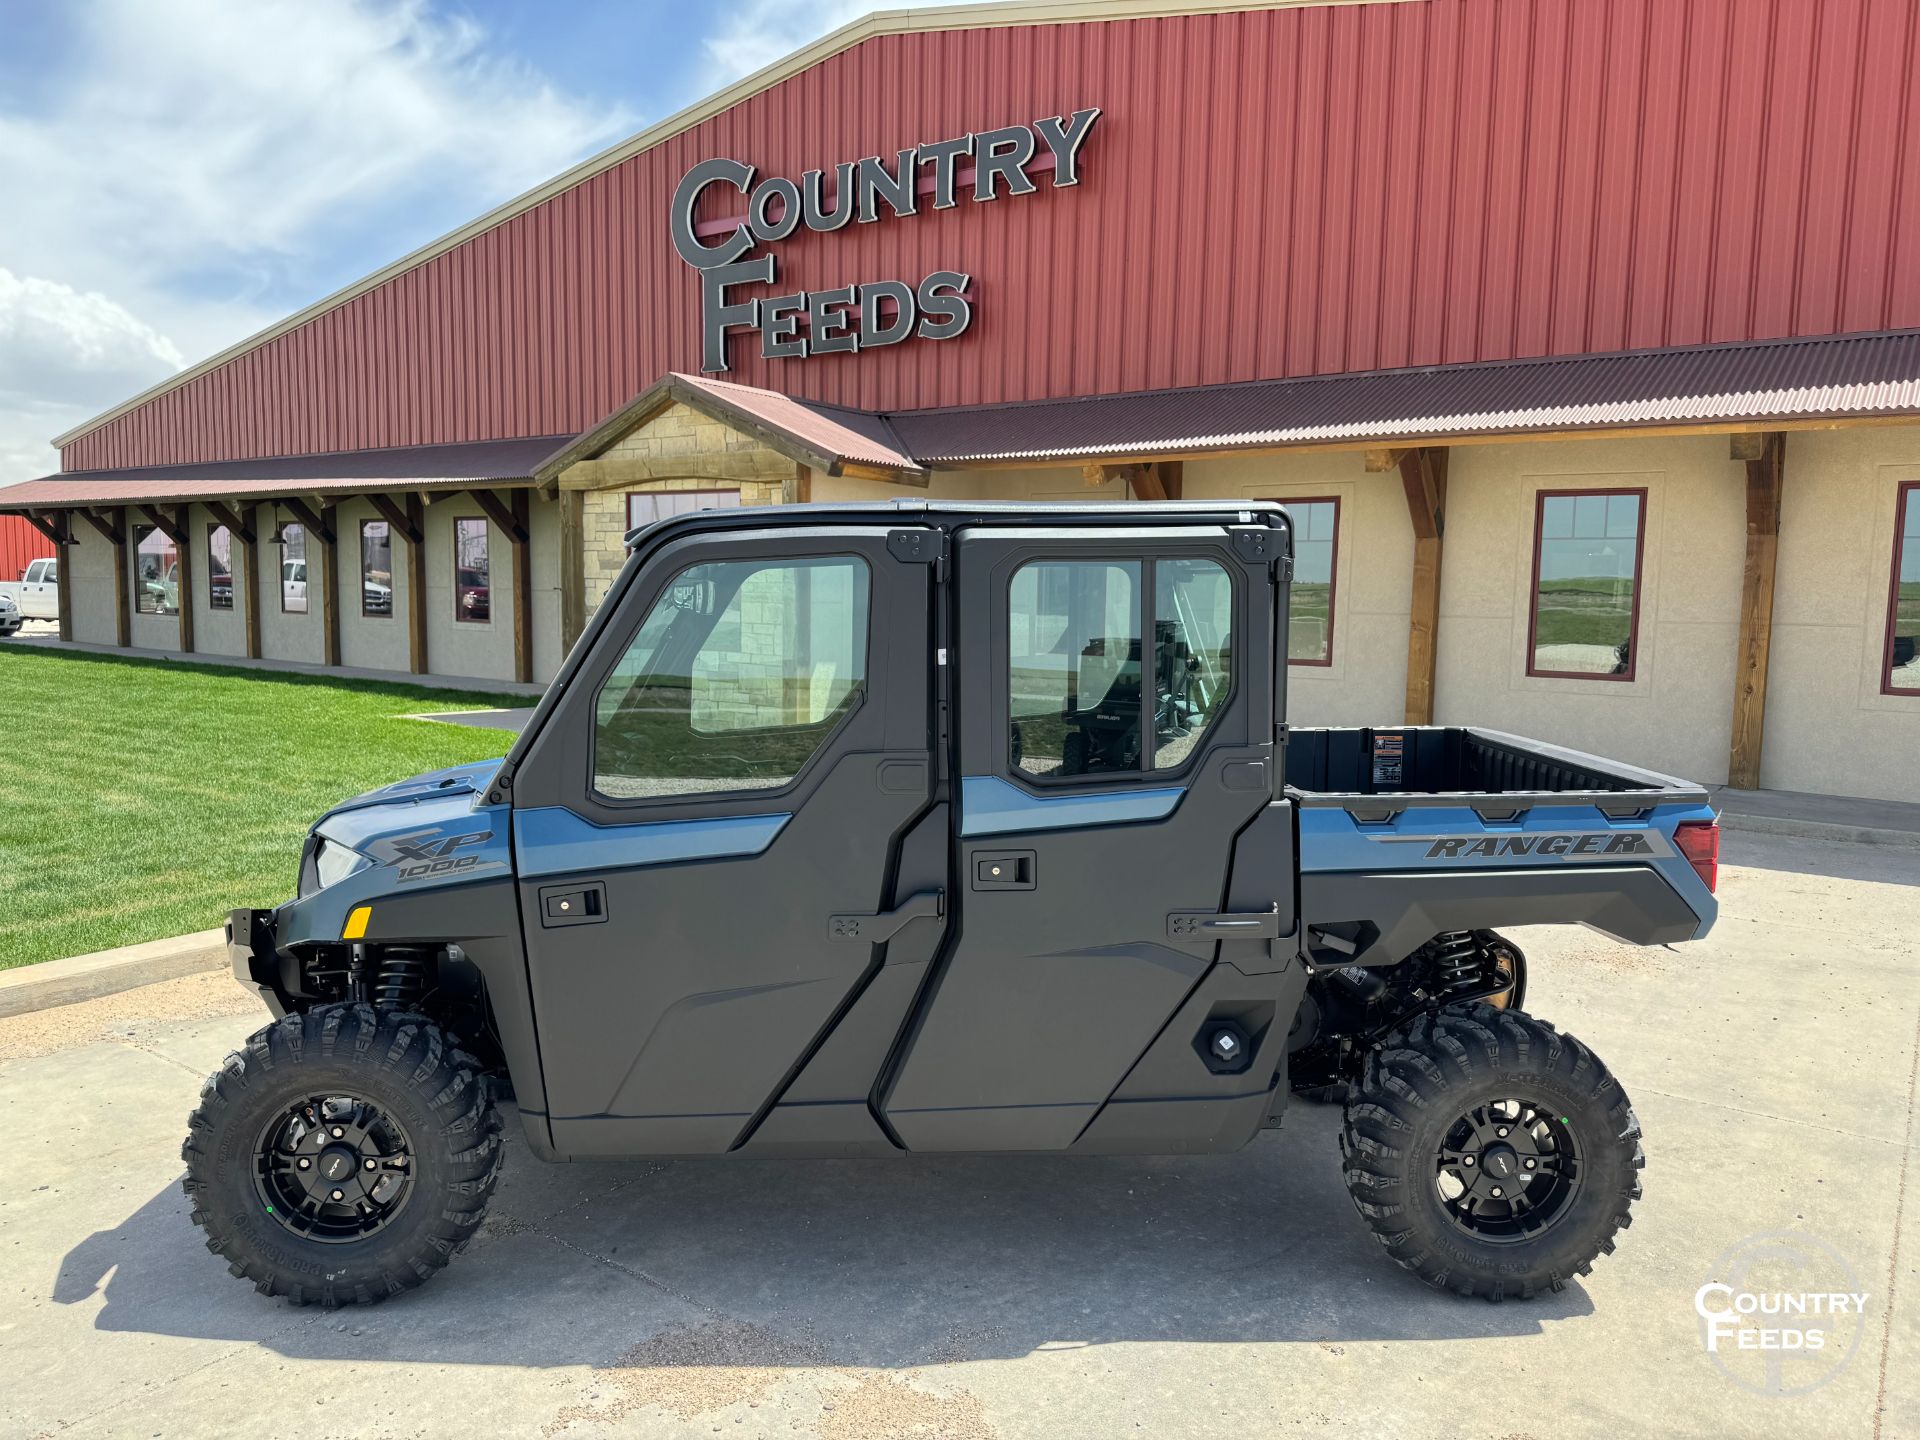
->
[1166, 905, 1285, 941]
[828, 890, 944, 942]
[538, 881, 607, 928]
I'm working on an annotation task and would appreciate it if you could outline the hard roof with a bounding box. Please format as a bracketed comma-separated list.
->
[0, 435, 569, 512]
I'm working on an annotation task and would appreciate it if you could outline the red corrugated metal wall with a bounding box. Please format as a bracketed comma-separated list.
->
[65, 0, 1920, 471]
[0, 516, 55, 579]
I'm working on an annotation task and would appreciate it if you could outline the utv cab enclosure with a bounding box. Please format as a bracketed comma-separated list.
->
[191, 501, 1720, 1306]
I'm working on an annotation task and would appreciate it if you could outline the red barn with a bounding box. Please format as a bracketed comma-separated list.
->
[3, 0, 1917, 800]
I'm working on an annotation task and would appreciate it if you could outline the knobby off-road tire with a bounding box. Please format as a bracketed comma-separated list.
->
[182, 1004, 502, 1307]
[1341, 1002, 1643, 1301]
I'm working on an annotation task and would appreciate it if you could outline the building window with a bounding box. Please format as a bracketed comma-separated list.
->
[627, 489, 742, 531]
[455, 517, 490, 623]
[281, 523, 308, 614]
[1007, 557, 1235, 779]
[1273, 497, 1338, 664]
[593, 556, 869, 801]
[208, 524, 234, 610]
[1887, 481, 1920, 695]
[361, 520, 392, 617]
[133, 524, 178, 615]
[1527, 489, 1646, 680]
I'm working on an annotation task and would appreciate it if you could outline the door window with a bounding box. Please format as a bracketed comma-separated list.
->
[1007, 557, 1234, 779]
[594, 556, 870, 801]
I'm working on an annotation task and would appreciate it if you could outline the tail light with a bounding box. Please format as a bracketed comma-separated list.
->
[1674, 819, 1719, 893]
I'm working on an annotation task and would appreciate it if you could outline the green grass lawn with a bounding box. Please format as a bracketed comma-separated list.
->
[0, 649, 523, 969]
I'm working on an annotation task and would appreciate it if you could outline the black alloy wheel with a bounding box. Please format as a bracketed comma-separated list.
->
[252, 1094, 416, 1243]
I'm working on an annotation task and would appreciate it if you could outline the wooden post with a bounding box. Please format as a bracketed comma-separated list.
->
[207, 500, 262, 659]
[559, 488, 586, 652]
[27, 511, 76, 642]
[783, 463, 813, 506]
[1397, 447, 1449, 726]
[1727, 433, 1785, 790]
[75, 507, 131, 647]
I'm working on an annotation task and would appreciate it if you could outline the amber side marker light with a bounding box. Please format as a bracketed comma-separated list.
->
[342, 905, 372, 941]
[1674, 820, 1719, 893]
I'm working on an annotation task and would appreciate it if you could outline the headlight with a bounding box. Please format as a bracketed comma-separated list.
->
[313, 839, 373, 890]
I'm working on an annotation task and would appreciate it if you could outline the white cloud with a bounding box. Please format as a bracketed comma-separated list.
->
[0, 0, 635, 484]
[0, 269, 185, 407]
[697, 0, 936, 93]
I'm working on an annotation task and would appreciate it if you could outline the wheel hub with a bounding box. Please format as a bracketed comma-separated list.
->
[1434, 1096, 1582, 1243]
[253, 1096, 415, 1243]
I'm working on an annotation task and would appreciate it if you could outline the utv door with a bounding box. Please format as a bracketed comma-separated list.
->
[882, 521, 1300, 1153]
[508, 523, 938, 1157]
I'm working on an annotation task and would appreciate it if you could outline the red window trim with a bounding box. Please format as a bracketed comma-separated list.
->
[452, 515, 491, 626]
[1885, 480, 1920, 696]
[1265, 494, 1340, 666]
[206, 521, 235, 611]
[1525, 486, 1648, 683]
[626, 488, 742, 531]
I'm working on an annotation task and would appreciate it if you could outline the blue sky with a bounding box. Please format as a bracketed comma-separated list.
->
[0, 0, 903, 483]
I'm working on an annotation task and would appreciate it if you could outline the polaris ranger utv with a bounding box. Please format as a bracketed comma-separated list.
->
[187, 501, 1721, 1306]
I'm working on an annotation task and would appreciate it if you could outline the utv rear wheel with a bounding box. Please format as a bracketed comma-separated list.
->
[182, 1004, 502, 1307]
[1342, 1003, 1642, 1300]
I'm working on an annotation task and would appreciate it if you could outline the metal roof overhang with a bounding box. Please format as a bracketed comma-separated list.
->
[0, 435, 572, 514]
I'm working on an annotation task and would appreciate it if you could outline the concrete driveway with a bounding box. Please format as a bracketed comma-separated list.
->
[4, 831, 1915, 1439]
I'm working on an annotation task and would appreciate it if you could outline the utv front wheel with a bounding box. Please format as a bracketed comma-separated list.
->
[1342, 1003, 1642, 1300]
[182, 1005, 502, 1306]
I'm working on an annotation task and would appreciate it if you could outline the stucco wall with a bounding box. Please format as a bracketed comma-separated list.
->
[1761, 427, 1920, 801]
[259, 503, 325, 665]
[1433, 435, 1745, 785]
[66, 526, 116, 645]
[188, 502, 247, 659]
[422, 496, 513, 684]
[332, 497, 410, 675]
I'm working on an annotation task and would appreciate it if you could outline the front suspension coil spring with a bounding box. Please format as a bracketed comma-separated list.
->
[371, 951, 431, 1009]
[1429, 930, 1485, 998]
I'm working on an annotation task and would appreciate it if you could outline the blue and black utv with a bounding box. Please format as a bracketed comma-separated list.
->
[187, 501, 1721, 1306]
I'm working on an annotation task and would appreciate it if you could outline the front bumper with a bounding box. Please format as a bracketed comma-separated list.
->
[227, 907, 288, 1017]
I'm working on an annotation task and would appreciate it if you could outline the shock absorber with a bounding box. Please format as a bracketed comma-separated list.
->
[371, 949, 432, 1010]
[1429, 930, 1484, 999]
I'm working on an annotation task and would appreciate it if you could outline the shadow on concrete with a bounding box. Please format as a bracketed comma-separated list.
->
[1722, 830, 1920, 889]
[54, 1104, 1589, 1369]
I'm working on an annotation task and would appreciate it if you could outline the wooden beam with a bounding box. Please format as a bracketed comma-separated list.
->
[171, 504, 194, 655]
[404, 493, 427, 674]
[203, 500, 255, 545]
[278, 497, 336, 546]
[1158, 461, 1184, 501]
[469, 488, 528, 543]
[559, 489, 586, 652]
[1130, 464, 1168, 502]
[317, 504, 341, 666]
[510, 488, 533, 684]
[1729, 433, 1769, 462]
[1727, 433, 1785, 790]
[1398, 447, 1449, 725]
[110, 507, 130, 647]
[20, 509, 64, 546]
[1365, 447, 1410, 473]
[782, 463, 813, 506]
[137, 504, 186, 546]
[75, 507, 124, 545]
[239, 502, 262, 659]
[366, 492, 423, 545]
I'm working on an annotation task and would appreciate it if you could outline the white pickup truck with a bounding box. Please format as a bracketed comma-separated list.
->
[0, 556, 59, 628]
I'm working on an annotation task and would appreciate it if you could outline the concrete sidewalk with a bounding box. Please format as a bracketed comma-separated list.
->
[1, 828, 1915, 1439]
[1713, 784, 1920, 849]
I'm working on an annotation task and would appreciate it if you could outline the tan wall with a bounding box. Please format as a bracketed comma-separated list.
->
[188, 502, 247, 659]
[1761, 427, 1920, 801]
[66, 525, 117, 645]
[1432, 435, 1746, 784]
[259, 503, 325, 665]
